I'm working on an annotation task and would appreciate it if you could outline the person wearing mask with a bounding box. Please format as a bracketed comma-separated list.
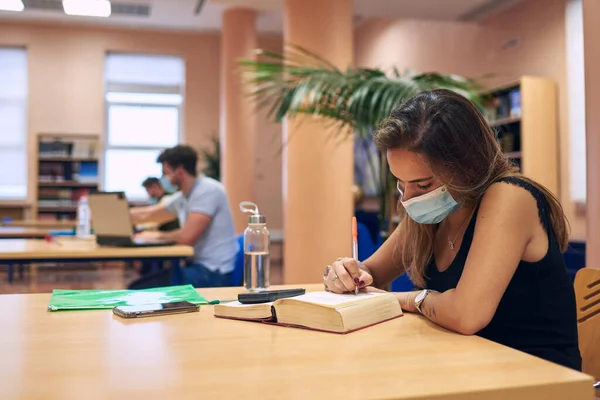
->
[324, 89, 581, 371]
[142, 177, 171, 204]
[140, 177, 179, 232]
[130, 145, 238, 289]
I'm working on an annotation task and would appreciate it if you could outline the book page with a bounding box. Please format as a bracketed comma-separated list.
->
[287, 291, 386, 306]
[220, 301, 273, 307]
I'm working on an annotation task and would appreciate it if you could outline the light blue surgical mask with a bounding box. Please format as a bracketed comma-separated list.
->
[160, 175, 178, 194]
[399, 183, 460, 224]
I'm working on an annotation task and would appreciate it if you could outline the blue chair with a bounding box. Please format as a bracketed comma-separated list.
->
[564, 240, 586, 282]
[355, 210, 380, 246]
[356, 220, 414, 291]
[391, 273, 415, 292]
[357, 222, 378, 262]
[231, 234, 244, 286]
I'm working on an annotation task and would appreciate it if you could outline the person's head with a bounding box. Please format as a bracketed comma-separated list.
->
[374, 89, 568, 287]
[157, 145, 198, 189]
[141, 177, 165, 201]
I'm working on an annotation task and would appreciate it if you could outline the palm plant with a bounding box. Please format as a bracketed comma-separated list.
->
[240, 44, 484, 236]
[198, 136, 220, 181]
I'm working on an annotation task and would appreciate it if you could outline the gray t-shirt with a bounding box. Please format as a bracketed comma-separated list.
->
[163, 176, 238, 274]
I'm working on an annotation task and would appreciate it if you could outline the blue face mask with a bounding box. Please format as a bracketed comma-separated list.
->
[399, 184, 460, 224]
[160, 175, 178, 193]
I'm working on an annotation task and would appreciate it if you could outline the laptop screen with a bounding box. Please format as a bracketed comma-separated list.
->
[88, 192, 134, 237]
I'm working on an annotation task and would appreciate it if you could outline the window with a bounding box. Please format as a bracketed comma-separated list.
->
[0, 48, 28, 200]
[104, 53, 184, 200]
[566, 0, 586, 203]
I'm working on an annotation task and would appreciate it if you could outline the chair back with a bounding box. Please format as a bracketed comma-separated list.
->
[231, 235, 244, 286]
[574, 268, 600, 382]
[357, 222, 378, 262]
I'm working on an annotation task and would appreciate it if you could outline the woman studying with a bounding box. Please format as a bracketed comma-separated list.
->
[325, 89, 582, 371]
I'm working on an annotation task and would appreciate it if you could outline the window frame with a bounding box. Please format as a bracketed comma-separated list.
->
[0, 47, 28, 201]
[103, 79, 184, 201]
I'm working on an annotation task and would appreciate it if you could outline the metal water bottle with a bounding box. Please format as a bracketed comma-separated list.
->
[240, 202, 270, 292]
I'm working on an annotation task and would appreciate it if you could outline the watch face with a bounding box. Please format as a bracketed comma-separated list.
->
[415, 290, 427, 303]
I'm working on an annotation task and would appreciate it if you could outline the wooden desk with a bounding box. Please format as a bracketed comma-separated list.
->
[1, 219, 76, 228]
[0, 284, 592, 399]
[0, 238, 194, 283]
[0, 227, 50, 239]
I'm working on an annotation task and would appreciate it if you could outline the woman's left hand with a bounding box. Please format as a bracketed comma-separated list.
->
[361, 287, 420, 313]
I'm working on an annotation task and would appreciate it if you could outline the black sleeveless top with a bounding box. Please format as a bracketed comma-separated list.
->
[425, 177, 582, 371]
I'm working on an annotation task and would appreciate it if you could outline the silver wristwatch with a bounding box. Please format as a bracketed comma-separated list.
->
[414, 289, 435, 314]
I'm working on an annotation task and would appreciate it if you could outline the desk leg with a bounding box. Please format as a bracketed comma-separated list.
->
[170, 258, 183, 286]
[8, 264, 14, 283]
[151, 261, 159, 274]
[29, 264, 38, 292]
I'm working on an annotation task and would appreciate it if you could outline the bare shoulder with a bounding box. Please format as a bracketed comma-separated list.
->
[477, 180, 540, 228]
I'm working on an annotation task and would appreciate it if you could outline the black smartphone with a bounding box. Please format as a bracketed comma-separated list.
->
[113, 301, 199, 319]
[238, 288, 306, 304]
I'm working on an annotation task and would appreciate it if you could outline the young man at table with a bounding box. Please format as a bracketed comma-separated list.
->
[130, 145, 238, 289]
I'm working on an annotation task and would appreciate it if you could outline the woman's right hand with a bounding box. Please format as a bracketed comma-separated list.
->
[324, 257, 374, 294]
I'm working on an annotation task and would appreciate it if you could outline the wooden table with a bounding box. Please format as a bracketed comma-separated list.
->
[0, 238, 194, 283]
[0, 227, 51, 239]
[0, 284, 592, 399]
[0, 219, 76, 228]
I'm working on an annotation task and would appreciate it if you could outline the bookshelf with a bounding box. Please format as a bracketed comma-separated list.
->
[482, 76, 559, 195]
[35, 134, 100, 222]
[385, 76, 559, 236]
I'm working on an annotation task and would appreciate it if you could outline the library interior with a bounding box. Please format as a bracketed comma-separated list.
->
[0, 0, 600, 398]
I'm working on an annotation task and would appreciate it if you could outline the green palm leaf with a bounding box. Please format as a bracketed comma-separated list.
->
[240, 45, 483, 137]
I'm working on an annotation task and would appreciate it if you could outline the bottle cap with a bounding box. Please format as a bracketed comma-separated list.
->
[240, 201, 266, 224]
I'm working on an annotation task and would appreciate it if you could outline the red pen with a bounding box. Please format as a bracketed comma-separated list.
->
[352, 217, 359, 295]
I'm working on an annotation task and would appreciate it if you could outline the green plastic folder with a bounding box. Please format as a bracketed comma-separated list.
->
[47, 284, 208, 311]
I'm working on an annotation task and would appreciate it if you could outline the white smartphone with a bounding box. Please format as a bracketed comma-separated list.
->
[113, 301, 199, 318]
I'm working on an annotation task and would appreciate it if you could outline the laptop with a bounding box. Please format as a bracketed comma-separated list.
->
[87, 191, 175, 247]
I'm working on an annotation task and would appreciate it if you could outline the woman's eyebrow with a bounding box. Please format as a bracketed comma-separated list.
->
[398, 176, 434, 183]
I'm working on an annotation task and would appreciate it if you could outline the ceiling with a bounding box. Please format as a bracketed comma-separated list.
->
[0, 0, 524, 32]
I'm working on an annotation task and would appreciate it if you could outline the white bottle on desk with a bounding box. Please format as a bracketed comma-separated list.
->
[76, 195, 91, 238]
[240, 202, 270, 292]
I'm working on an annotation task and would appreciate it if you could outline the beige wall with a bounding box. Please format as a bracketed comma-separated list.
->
[0, 21, 284, 230]
[354, 0, 585, 240]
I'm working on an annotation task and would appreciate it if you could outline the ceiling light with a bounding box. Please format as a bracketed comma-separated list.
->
[0, 0, 24, 12]
[62, 0, 111, 17]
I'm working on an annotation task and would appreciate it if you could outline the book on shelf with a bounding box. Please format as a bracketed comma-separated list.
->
[38, 187, 89, 209]
[39, 162, 66, 182]
[39, 139, 70, 158]
[214, 291, 403, 334]
[484, 85, 522, 124]
[75, 162, 99, 183]
[39, 161, 98, 184]
[71, 139, 99, 158]
[509, 88, 522, 118]
[38, 200, 76, 207]
[39, 136, 99, 159]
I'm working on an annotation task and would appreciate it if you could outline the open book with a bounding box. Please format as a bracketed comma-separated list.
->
[214, 291, 403, 334]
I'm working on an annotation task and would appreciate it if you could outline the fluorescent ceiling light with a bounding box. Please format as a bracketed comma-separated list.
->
[0, 0, 24, 12]
[62, 0, 111, 17]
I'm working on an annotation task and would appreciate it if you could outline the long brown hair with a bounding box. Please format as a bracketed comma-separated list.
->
[373, 89, 569, 288]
